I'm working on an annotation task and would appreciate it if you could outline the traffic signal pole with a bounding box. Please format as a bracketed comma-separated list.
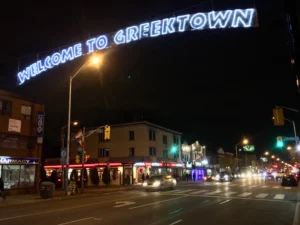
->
[81, 127, 85, 194]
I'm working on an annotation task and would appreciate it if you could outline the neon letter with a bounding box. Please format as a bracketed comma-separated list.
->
[51, 52, 61, 66]
[95, 35, 108, 50]
[190, 13, 207, 30]
[61, 47, 74, 63]
[150, 20, 162, 37]
[162, 18, 176, 35]
[86, 38, 96, 53]
[18, 68, 30, 85]
[44, 56, 52, 69]
[37, 60, 45, 73]
[232, 9, 255, 28]
[73, 43, 82, 58]
[31, 63, 38, 77]
[126, 26, 139, 43]
[208, 10, 233, 29]
[139, 23, 150, 39]
[114, 29, 126, 45]
[176, 14, 190, 32]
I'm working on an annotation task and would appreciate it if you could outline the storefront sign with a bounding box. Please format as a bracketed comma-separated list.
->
[186, 162, 192, 168]
[151, 162, 162, 167]
[134, 162, 145, 166]
[17, 8, 258, 85]
[8, 119, 21, 133]
[37, 112, 45, 137]
[195, 162, 202, 167]
[0, 157, 38, 164]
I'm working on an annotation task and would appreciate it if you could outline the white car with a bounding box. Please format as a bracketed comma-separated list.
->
[143, 175, 176, 191]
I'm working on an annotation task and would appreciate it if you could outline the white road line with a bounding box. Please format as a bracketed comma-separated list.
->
[57, 217, 94, 225]
[293, 202, 300, 225]
[129, 196, 188, 210]
[255, 193, 268, 198]
[250, 185, 258, 188]
[169, 219, 183, 225]
[205, 190, 222, 195]
[219, 199, 231, 205]
[228, 184, 238, 186]
[272, 186, 280, 189]
[284, 187, 292, 190]
[238, 192, 252, 197]
[224, 192, 237, 196]
[190, 190, 209, 195]
[175, 189, 196, 194]
[261, 186, 268, 188]
[273, 194, 285, 200]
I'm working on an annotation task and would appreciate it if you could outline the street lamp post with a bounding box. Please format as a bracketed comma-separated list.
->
[65, 56, 101, 194]
[235, 138, 248, 169]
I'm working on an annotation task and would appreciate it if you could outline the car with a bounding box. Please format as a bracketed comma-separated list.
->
[272, 171, 285, 180]
[215, 172, 233, 182]
[281, 174, 298, 186]
[142, 175, 176, 191]
[204, 174, 215, 181]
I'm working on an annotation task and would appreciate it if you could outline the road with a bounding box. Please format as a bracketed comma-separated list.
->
[0, 177, 299, 225]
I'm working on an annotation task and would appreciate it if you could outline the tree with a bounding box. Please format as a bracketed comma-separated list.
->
[102, 167, 111, 185]
[90, 168, 99, 185]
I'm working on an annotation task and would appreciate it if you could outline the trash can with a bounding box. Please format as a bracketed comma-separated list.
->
[40, 181, 55, 199]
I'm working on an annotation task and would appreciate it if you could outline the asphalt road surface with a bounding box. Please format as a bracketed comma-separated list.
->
[0, 177, 299, 225]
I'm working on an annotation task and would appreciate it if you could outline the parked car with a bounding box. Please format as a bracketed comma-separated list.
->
[281, 174, 298, 186]
[143, 175, 176, 191]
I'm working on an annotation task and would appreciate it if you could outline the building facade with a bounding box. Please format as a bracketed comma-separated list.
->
[45, 121, 183, 185]
[0, 89, 45, 192]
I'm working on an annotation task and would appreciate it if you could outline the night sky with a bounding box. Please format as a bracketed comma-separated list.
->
[0, 0, 299, 159]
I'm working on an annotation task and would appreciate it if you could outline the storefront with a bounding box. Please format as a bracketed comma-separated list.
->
[0, 156, 39, 189]
[133, 162, 184, 183]
[185, 162, 206, 180]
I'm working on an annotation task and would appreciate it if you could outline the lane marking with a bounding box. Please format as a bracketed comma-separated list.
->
[261, 186, 268, 188]
[228, 184, 238, 186]
[249, 185, 258, 188]
[175, 189, 196, 194]
[129, 195, 188, 210]
[219, 199, 231, 205]
[255, 193, 268, 198]
[0, 195, 148, 221]
[273, 194, 285, 200]
[205, 190, 222, 195]
[238, 192, 252, 197]
[201, 200, 210, 204]
[224, 192, 237, 196]
[169, 219, 183, 225]
[190, 190, 209, 194]
[284, 187, 292, 190]
[293, 202, 300, 225]
[272, 186, 280, 189]
[57, 217, 94, 225]
[169, 208, 182, 215]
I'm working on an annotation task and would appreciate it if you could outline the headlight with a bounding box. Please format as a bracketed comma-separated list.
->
[172, 179, 177, 185]
[143, 182, 147, 187]
[215, 175, 220, 180]
[241, 173, 245, 178]
[153, 181, 161, 187]
[212, 176, 215, 180]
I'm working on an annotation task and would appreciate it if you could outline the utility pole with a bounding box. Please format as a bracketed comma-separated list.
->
[81, 127, 85, 194]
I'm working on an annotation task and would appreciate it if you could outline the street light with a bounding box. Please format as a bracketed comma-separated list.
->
[235, 138, 249, 168]
[287, 146, 292, 150]
[243, 139, 249, 145]
[271, 155, 275, 159]
[277, 158, 280, 161]
[264, 151, 269, 156]
[65, 55, 101, 194]
[61, 121, 78, 148]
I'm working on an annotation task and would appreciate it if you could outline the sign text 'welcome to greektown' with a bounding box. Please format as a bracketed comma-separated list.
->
[17, 8, 258, 85]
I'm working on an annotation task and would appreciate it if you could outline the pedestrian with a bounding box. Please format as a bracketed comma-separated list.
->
[146, 173, 149, 180]
[141, 173, 145, 183]
[0, 177, 6, 200]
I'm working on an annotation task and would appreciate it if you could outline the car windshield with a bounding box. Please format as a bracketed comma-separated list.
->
[220, 172, 228, 176]
[148, 175, 163, 181]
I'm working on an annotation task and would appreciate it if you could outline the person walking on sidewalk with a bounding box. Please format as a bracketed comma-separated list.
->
[0, 177, 6, 200]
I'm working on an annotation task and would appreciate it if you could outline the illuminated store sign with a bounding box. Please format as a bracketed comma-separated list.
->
[0, 157, 38, 164]
[17, 8, 257, 85]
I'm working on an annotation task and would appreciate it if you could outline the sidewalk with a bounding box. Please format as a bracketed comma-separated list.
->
[0, 185, 140, 207]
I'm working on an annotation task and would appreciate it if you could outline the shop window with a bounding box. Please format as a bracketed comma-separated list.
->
[149, 147, 156, 156]
[0, 99, 12, 116]
[163, 150, 168, 157]
[129, 131, 134, 140]
[129, 147, 135, 156]
[19, 165, 36, 188]
[21, 105, 32, 120]
[2, 165, 20, 189]
[149, 130, 156, 141]
[163, 135, 167, 144]
[98, 148, 110, 157]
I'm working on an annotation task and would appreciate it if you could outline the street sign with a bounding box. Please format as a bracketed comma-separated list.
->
[36, 112, 45, 136]
[243, 145, 255, 152]
[60, 148, 67, 165]
[283, 137, 299, 141]
[114, 201, 136, 208]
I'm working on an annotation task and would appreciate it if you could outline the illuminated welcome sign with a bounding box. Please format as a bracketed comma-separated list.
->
[17, 8, 257, 85]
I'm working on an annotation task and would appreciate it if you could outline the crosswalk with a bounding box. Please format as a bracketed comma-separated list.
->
[161, 188, 296, 200]
[199, 182, 292, 189]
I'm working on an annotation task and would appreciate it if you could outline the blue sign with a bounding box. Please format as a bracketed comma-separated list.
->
[37, 112, 45, 137]
[0, 157, 38, 164]
[17, 8, 258, 85]
[283, 137, 299, 141]
[60, 148, 67, 165]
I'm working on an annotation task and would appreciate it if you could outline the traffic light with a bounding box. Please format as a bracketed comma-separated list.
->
[171, 145, 177, 153]
[276, 136, 284, 148]
[273, 108, 284, 126]
[104, 125, 110, 140]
